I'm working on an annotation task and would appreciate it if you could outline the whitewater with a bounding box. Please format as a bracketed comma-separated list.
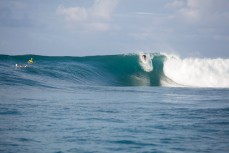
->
[0, 53, 229, 153]
[163, 54, 229, 88]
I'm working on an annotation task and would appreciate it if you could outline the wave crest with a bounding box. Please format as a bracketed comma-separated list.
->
[163, 56, 229, 87]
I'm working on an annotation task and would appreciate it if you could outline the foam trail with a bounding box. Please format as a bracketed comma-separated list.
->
[163, 56, 229, 87]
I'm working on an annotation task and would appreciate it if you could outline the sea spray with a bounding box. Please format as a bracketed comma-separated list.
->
[163, 56, 229, 87]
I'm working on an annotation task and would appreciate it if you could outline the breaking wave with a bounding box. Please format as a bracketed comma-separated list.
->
[0, 53, 228, 88]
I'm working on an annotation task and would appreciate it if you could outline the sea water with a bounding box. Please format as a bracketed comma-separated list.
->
[0, 54, 229, 153]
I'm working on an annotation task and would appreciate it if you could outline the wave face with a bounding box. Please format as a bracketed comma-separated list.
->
[0, 53, 229, 88]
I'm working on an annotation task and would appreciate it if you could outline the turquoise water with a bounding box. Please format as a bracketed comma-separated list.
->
[0, 54, 229, 152]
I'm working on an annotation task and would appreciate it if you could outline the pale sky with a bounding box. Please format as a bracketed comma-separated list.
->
[0, 0, 229, 57]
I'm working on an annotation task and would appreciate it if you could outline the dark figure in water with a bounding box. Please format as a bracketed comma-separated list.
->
[143, 55, 146, 60]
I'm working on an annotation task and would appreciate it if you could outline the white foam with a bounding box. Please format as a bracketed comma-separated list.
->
[139, 52, 153, 72]
[163, 55, 229, 88]
[15, 64, 28, 68]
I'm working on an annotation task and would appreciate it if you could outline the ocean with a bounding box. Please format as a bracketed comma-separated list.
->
[0, 53, 229, 153]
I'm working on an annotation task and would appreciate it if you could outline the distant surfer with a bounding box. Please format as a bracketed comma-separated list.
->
[28, 58, 33, 64]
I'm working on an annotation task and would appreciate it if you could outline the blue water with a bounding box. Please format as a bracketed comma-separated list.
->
[0, 54, 229, 152]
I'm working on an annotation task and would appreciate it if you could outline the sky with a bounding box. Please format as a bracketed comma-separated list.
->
[0, 0, 229, 57]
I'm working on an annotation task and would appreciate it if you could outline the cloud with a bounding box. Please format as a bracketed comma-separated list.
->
[165, 0, 185, 9]
[165, 0, 229, 41]
[57, 6, 88, 22]
[57, 0, 118, 31]
[163, 0, 229, 56]
[92, 0, 118, 20]
[166, 0, 229, 24]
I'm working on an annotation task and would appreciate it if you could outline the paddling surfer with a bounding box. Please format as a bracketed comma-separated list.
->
[28, 58, 33, 64]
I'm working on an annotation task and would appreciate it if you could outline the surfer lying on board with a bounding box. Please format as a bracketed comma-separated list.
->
[28, 58, 33, 64]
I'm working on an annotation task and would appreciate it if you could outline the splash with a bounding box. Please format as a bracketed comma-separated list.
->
[163, 55, 229, 87]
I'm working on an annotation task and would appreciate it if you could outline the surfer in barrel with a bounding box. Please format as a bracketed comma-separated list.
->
[142, 54, 146, 61]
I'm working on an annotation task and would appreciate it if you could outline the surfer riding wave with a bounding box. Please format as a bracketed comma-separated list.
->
[139, 53, 153, 72]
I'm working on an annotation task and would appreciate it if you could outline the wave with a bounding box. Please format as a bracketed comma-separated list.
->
[0, 53, 228, 88]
